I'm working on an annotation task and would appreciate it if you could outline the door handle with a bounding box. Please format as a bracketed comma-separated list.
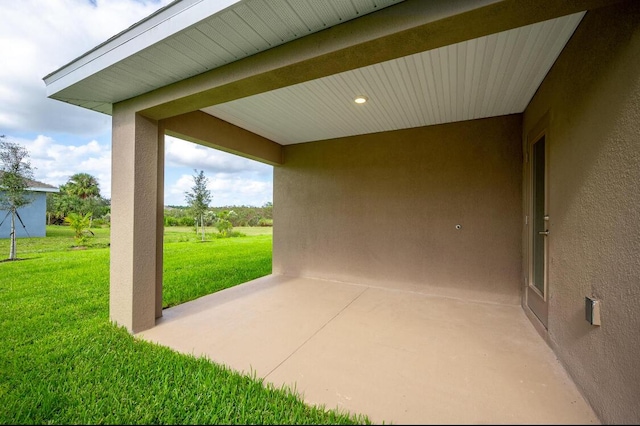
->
[539, 230, 550, 236]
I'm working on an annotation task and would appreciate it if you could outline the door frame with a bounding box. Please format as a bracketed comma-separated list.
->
[524, 113, 550, 329]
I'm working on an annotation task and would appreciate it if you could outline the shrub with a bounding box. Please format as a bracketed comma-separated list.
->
[215, 210, 238, 237]
[211, 230, 245, 239]
[258, 218, 273, 227]
[64, 212, 95, 246]
[92, 218, 112, 228]
[164, 216, 179, 227]
[178, 216, 195, 227]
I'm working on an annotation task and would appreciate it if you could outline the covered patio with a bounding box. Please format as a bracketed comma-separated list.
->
[44, 0, 640, 423]
[137, 275, 598, 425]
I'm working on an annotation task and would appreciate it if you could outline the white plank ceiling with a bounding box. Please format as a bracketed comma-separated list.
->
[202, 12, 585, 145]
[45, 0, 404, 114]
[46, 0, 586, 146]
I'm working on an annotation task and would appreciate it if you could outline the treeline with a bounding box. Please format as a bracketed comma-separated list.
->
[164, 202, 273, 227]
[46, 170, 274, 230]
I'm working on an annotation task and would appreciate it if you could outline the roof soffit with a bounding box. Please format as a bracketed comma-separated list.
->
[43, 0, 627, 146]
[201, 11, 586, 145]
[132, 0, 622, 122]
[44, 0, 410, 113]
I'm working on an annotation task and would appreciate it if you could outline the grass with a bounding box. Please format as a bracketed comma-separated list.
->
[0, 225, 371, 425]
[163, 227, 273, 308]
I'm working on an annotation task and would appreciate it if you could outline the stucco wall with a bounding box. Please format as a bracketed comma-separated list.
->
[274, 115, 523, 305]
[522, 2, 640, 423]
[0, 191, 47, 238]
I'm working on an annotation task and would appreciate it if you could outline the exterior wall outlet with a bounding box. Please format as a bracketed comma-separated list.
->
[585, 297, 601, 326]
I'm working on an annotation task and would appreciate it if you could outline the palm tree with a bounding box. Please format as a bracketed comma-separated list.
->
[65, 173, 100, 200]
[61, 173, 101, 226]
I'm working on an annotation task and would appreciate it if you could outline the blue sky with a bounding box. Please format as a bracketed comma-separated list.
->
[0, 0, 273, 207]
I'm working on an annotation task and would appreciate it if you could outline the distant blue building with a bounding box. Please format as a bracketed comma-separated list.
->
[0, 178, 59, 238]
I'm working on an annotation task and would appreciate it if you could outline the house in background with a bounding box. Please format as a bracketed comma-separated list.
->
[0, 176, 59, 238]
[43, 0, 639, 423]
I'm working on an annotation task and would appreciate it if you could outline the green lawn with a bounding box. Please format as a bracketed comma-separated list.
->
[0, 225, 370, 425]
[163, 226, 274, 308]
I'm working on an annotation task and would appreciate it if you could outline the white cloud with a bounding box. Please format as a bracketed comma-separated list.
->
[0, 0, 273, 208]
[2, 133, 274, 207]
[7, 135, 112, 199]
[164, 137, 273, 206]
[165, 137, 271, 175]
[168, 172, 273, 207]
[0, 0, 172, 135]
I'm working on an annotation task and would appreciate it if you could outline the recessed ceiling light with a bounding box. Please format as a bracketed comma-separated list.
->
[354, 95, 368, 104]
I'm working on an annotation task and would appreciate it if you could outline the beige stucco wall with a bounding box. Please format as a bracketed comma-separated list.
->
[522, 1, 640, 423]
[274, 115, 523, 305]
[110, 106, 163, 333]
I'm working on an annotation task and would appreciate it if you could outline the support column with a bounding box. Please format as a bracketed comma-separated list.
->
[156, 131, 165, 320]
[110, 105, 163, 333]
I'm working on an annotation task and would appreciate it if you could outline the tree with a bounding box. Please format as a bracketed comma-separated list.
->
[47, 192, 81, 224]
[0, 137, 35, 260]
[47, 173, 109, 225]
[184, 169, 212, 241]
[63, 172, 100, 200]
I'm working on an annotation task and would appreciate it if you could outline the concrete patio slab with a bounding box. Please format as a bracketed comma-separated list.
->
[136, 275, 599, 425]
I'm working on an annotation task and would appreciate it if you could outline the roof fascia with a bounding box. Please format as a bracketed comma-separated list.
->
[27, 187, 60, 193]
[43, 0, 240, 97]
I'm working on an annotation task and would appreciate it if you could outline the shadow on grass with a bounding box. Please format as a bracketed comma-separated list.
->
[0, 257, 32, 263]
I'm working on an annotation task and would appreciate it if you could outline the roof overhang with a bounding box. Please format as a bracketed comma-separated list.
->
[43, 0, 408, 114]
[27, 187, 60, 193]
[43, 0, 626, 146]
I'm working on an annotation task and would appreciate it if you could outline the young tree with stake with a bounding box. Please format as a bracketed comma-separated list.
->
[184, 169, 211, 241]
[0, 137, 35, 260]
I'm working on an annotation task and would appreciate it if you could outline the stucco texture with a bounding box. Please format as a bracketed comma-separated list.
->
[523, 1, 640, 423]
[274, 115, 523, 305]
[109, 108, 163, 333]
